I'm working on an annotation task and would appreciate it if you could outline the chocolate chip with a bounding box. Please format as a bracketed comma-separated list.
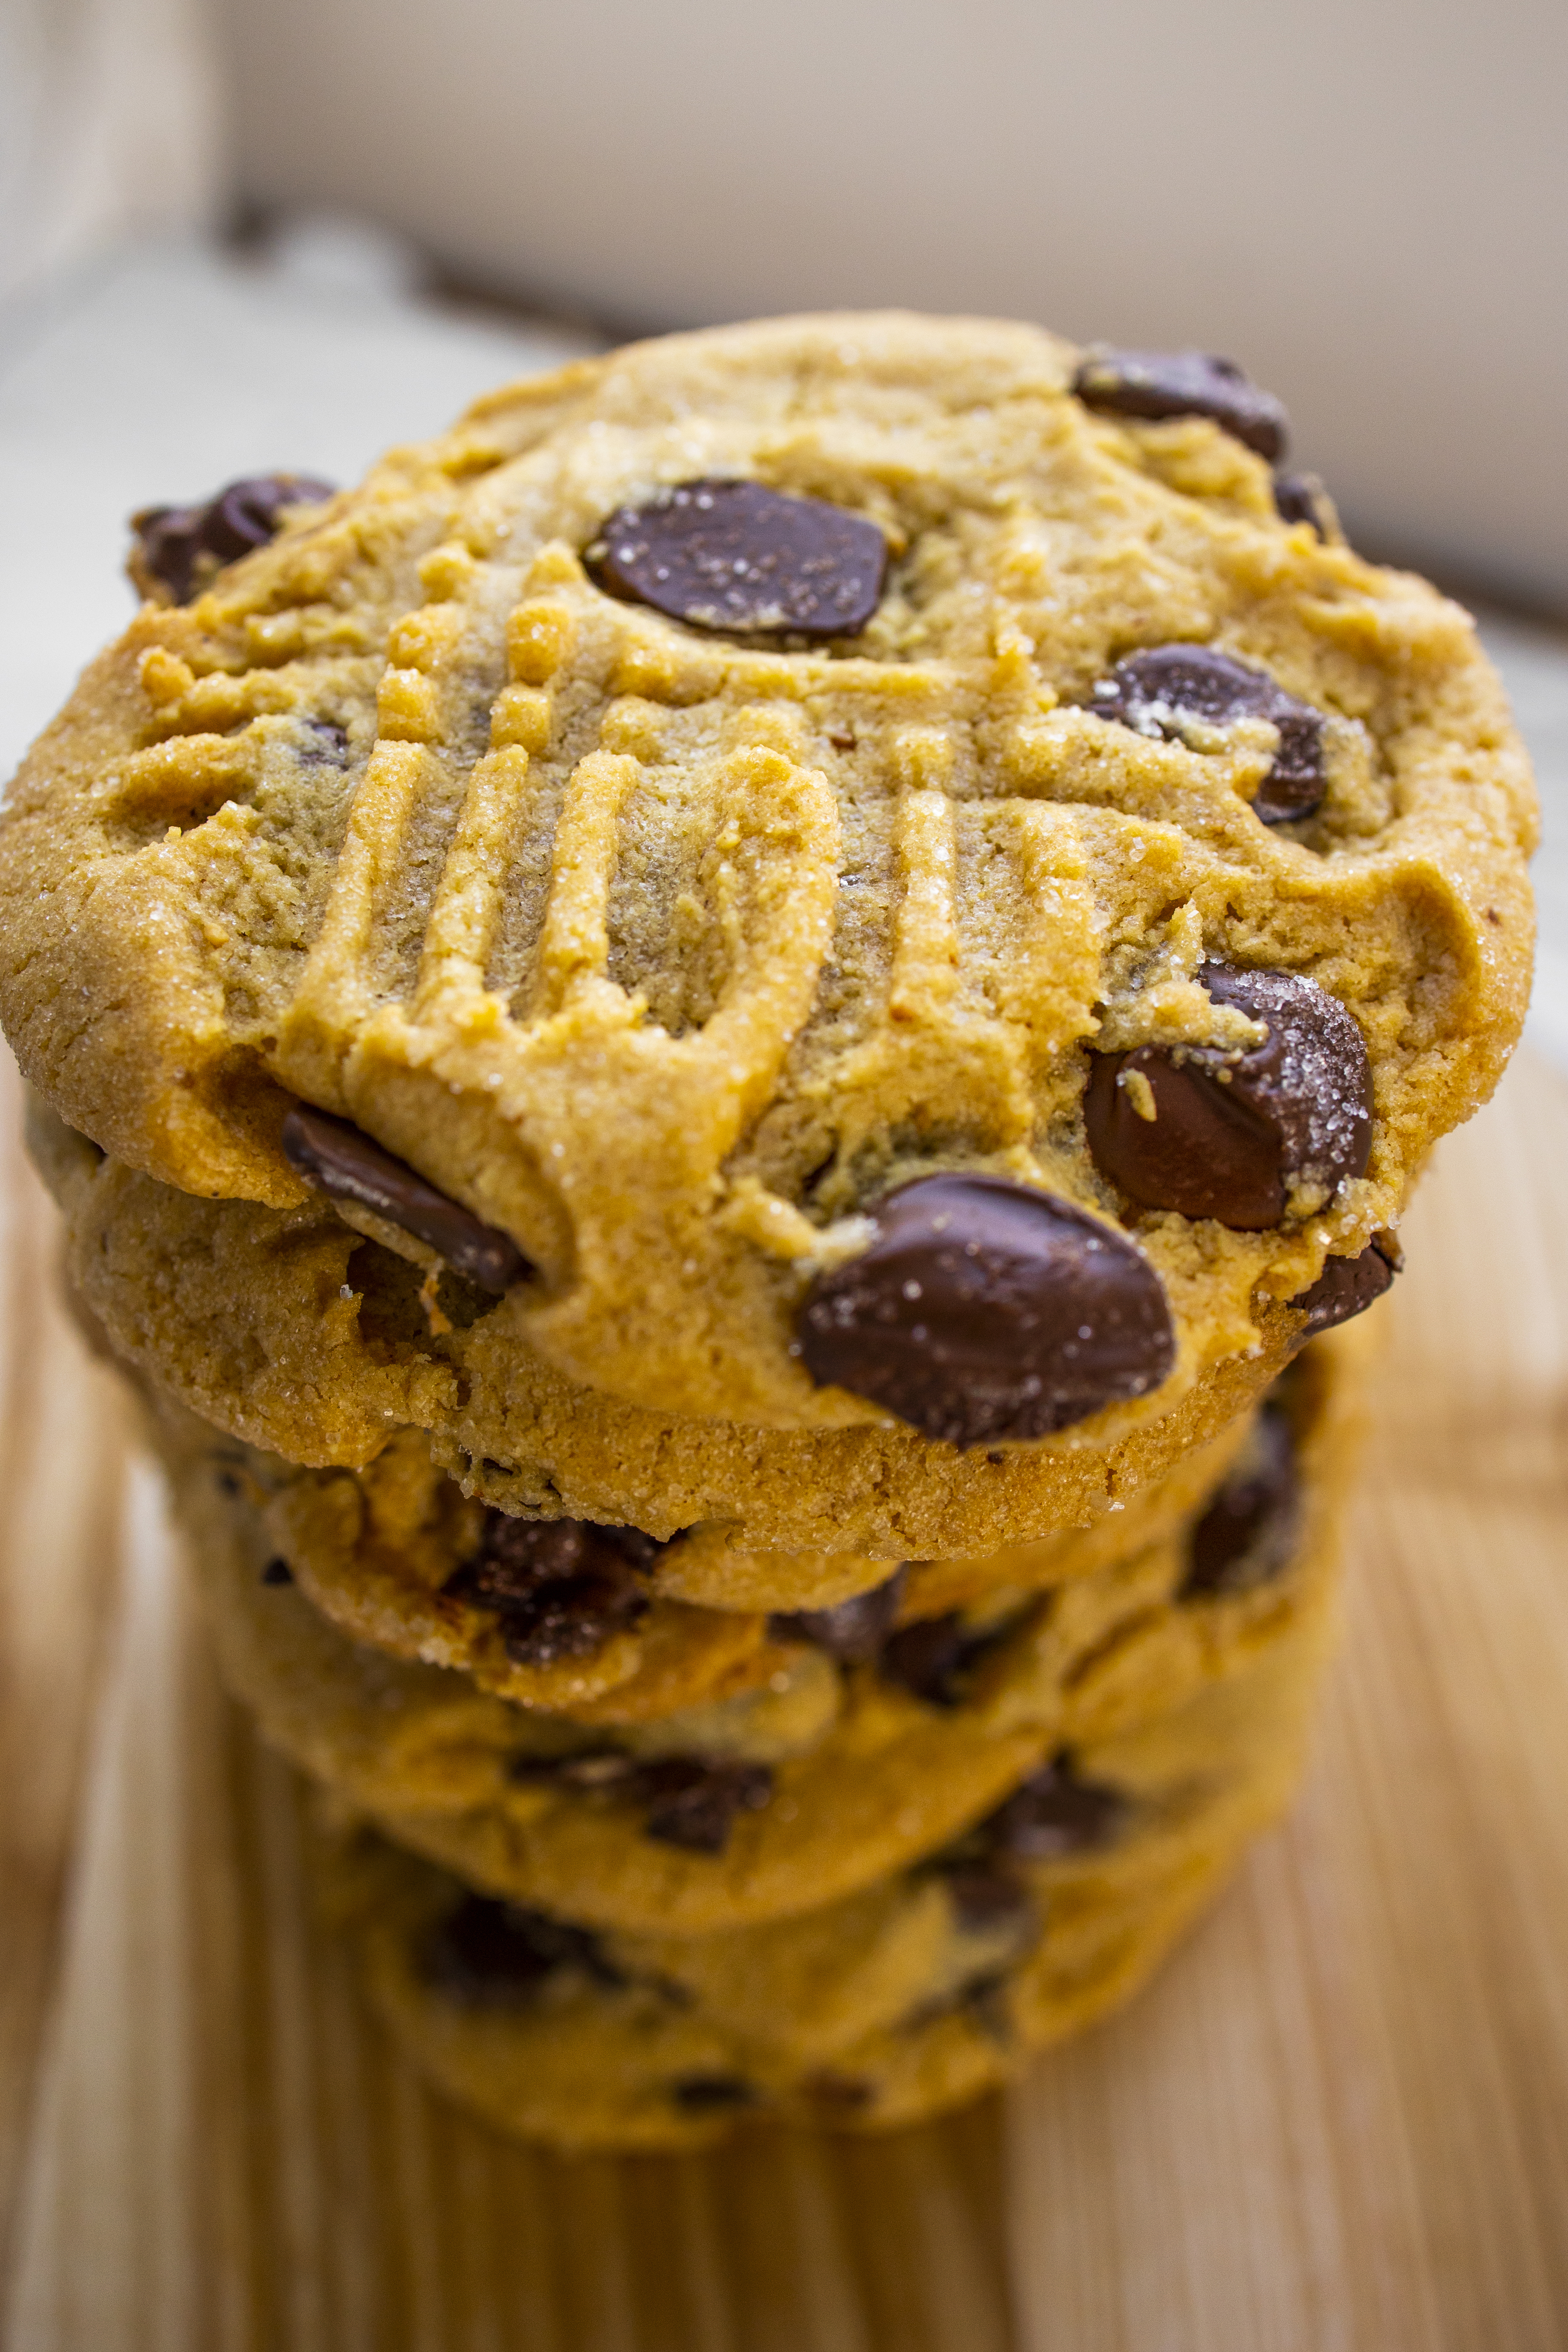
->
[282, 1104, 530, 1293]
[798, 1174, 1176, 1448]
[978, 1755, 1130, 1861]
[588, 478, 887, 637]
[1084, 963, 1373, 1231]
[879, 1612, 978, 1707]
[670, 2074, 757, 2113]
[260, 1556, 294, 1586]
[1289, 1238, 1397, 1337]
[769, 1566, 907, 1661]
[423, 1894, 621, 2005]
[444, 1511, 653, 1666]
[1273, 471, 1332, 539]
[493, 1578, 649, 1666]
[942, 1865, 1036, 1937]
[1073, 349, 1288, 459]
[804, 2071, 875, 2113]
[507, 1747, 773, 1853]
[1087, 643, 1326, 823]
[1181, 1403, 1300, 1599]
[129, 473, 334, 604]
[300, 718, 350, 766]
[637, 1758, 774, 1854]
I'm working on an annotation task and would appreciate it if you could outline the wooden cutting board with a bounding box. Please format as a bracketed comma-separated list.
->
[2, 1040, 1566, 2352]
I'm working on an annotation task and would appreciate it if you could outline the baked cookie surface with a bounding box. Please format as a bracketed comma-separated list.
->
[324, 1602, 1335, 2149]
[163, 1329, 1362, 1935]
[2, 315, 1533, 1493]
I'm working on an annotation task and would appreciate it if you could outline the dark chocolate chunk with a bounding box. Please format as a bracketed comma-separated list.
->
[588, 478, 887, 637]
[879, 1612, 978, 1707]
[506, 1747, 773, 1854]
[1273, 470, 1332, 539]
[942, 1864, 1036, 1937]
[804, 2071, 875, 2113]
[444, 1510, 654, 1666]
[979, 1755, 1130, 1861]
[1073, 349, 1288, 459]
[260, 1556, 294, 1586]
[490, 1577, 649, 1666]
[422, 1894, 620, 2005]
[1087, 643, 1326, 823]
[129, 473, 334, 604]
[282, 1103, 530, 1293]
[769, 1566, 907, 1661]
[1181, 1403, 1300, 1599]
[1084, 962, 1373, 1231]
[300, 718, 350, 765]
[637, 1758, 775, 1855]
[798, 1174, 1175, 1448]
[1289, 1238, 1397, 1337]
[669, 2073, 758, 2114]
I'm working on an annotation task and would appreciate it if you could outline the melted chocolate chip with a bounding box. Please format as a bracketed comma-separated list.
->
[1073, 349, 1288, 459]
[129, 473, 334, 603]
[670, 2073, 757, 2114]
[282, 1104, 530, 1293]
[445, 1511, 654, 1666]
[507, 1746, 774, 1853]
[1087, 643, 1326, 823]
[1084, 963, 1373, 1231]
[769, 1566, 907, 1661]
[798, 1174, 1176, 1448]
[1290, 1238, 1397, 1337]
[637, 1758, 774, 1855]
[589, 478, 887, 637]
[879, 1612, 982, 1707]
[942, 1864, 1036, 1937]
[1273, 471, 1332, 539]
[1181, 1404, 1300, 1599]
[979, 1756, 1130, 1861]
[423, 1894, 620, 2005]
[805, 2071, 875, 2113]
[260, 1556, 294, 1586]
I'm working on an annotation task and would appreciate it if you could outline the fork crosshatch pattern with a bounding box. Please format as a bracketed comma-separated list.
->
[0, 316, 1535, 1511]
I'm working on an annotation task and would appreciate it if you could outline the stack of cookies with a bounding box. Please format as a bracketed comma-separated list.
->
[0, 315, 1534, 2150]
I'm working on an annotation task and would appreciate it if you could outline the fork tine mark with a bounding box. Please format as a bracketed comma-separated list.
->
[415, 747, 542, 1015]
[532, 752, 643, 1018]
[277, 740, 435, 1100]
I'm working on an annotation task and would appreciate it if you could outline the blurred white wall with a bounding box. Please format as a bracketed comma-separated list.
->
[0, 0, 221, 313]
[216, 0, 1568, 613]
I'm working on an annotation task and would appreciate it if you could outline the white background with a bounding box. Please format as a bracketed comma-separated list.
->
[216, 0, 1568, 612]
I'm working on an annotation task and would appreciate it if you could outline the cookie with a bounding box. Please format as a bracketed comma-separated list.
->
[1, 315, 1532, 1532]
[327, 1603, 1335, 2149]
[163, 1330, 1362, 1935]
[137, 1346, 1264, 1716]
[39, 1097, 1348, 1557]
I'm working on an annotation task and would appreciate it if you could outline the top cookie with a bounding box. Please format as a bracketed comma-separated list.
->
[0, 314, 1535, 1461]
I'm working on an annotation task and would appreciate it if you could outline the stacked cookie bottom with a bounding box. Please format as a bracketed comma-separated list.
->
[123, 1320, 1370, 2153]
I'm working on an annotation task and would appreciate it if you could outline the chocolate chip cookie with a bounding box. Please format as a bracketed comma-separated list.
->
[325, 1603, 1336, 2147]
[162, 1327, 1362, 1936]
[1, 316, 1533, 1535]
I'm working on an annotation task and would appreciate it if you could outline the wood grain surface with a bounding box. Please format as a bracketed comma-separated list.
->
[1, 1041, 1565, 2352]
